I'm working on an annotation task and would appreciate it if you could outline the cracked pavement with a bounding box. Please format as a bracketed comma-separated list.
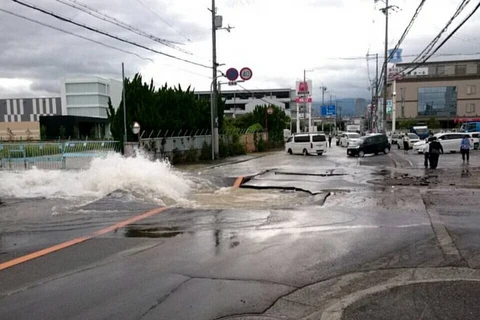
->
[1, 146, 480, 319]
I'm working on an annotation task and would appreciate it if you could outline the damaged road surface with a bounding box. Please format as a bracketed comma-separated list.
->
[2, 147, 480, 320]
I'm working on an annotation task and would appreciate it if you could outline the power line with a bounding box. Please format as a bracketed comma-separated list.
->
[402, 0, 480, 76]
[134, 0, 192, 43]
[0, 7, 153, 62]
[12, 0, 212, 69]
[412, 0, 470, 64]
[54, 0, 193, 56]
[377, 0, 427, 80]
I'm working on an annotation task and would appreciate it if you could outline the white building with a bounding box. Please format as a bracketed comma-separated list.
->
[195, 88, 296, 118]
[60, 77, 122, 119]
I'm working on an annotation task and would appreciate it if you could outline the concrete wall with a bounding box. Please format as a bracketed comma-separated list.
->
[0, 122, 40, 141]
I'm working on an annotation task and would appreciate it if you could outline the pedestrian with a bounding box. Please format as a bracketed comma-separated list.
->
[328, 134, 332, 148]
[402, 134, 409, 154]
[428, 137, 444, 169]
[460, 134, 471, 163]
[424, 136, 435, 168]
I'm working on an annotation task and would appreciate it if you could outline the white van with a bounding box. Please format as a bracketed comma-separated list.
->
[285, 133, 327, 156]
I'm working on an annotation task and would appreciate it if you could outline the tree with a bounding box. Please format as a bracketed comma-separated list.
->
[40, 125, 47, 141]
[59, 126, 66, 140]
[73, 126, 80, 140]
[107, 73, 222, 144]
[398, 119, 417, 130]
[426, 117, 440, 129]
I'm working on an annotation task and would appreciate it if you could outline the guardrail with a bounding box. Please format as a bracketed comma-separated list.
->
[0, 140, 121, 170]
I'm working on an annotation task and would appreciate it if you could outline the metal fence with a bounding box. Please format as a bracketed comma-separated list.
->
[0, 140, 121, 170]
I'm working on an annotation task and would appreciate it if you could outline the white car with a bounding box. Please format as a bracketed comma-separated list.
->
[413, 139, 428, 153]
[470, 132, 480, 150]
[397, 133, 420, 149]
[416, 132, 474, 153]
[340, 132, 361, 148]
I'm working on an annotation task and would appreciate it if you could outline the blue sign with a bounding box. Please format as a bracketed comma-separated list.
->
[388, 48, 403, 63]
[226, 68, 239, 81]
[321, 105, 336, 116]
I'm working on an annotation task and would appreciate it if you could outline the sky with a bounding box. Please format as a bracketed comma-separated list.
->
[1, 0, 480, 102]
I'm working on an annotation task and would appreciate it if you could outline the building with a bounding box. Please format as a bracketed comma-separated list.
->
[386, 59, 480, 128]
[60, 77, 122, 119]
[0, 97, 62, 140]
[195, 88, 296, 118]
[0, 76, 122, 140]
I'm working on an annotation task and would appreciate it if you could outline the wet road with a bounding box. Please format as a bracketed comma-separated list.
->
[1, 145, 480, 319]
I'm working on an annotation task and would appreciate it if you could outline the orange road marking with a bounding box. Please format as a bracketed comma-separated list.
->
[233, 176, 244, 188]
[0, 207, 167, 272]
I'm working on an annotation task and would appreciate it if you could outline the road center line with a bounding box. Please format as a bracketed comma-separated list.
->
[0, 207, 167, 272]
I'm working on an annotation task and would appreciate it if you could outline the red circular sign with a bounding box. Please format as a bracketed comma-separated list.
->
[240, 67, 253, 81]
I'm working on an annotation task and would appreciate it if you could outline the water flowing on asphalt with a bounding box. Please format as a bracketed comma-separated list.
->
[0, 153, 193, 206]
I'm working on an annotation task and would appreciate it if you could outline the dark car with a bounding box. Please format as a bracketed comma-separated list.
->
[347, 134, 391, 157]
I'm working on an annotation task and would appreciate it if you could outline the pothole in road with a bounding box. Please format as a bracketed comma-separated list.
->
[368, 173, 439, 187]
[123, 225, 184, 238]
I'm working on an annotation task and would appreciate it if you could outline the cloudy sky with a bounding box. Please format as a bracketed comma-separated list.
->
[1, 0, 480, 101]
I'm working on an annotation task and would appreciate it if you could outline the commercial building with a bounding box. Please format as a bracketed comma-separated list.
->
[60, 77, 122, 119]
[195, 88, 296, 118]
[0, 76, 122, 140]
[0, 97, 62, 140]
[387, 59, 480, 128]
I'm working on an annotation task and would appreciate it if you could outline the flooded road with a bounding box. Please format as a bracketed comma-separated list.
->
[1, 146, 480, 319]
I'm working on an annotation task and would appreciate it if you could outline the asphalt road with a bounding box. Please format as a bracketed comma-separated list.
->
[1, 145, 480, 319]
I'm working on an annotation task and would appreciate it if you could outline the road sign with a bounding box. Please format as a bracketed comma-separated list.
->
[226, 68, 239, 81]
[239, 67, 253, 81]
[386, 100, 393, 114]
[321, 105, 336, 117]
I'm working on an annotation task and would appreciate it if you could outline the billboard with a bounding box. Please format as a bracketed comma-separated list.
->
[321, 105, 336, 116]
[296, 80, 313, 96]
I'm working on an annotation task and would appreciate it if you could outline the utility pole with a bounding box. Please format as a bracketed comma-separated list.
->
[210, 0, 218, 159]
[378, 0, 398, 132]
[303, 69, 307, 132]
[320, 86, 327, 132]
[122, 63, 127, 150]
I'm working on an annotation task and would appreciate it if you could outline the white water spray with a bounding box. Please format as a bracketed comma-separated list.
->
[0, 153, 193, 204]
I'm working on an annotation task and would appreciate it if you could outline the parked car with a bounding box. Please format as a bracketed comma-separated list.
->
[340, 132, 361, 147]
[347, 134, 391, 157]
[470, 132, 480, 150]
[390, 133, 402, 145]
[415, 132, 474, 153]
[285, 133, 328, 156]
[397, 133, 420, 149]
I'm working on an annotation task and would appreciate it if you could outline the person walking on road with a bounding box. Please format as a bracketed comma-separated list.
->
[402, 134, 410, 154]
[461, 135, 471, 163]
[428, 137, 444, 169]
[424, 136, 435, 168]
[328, 134, 332, 148]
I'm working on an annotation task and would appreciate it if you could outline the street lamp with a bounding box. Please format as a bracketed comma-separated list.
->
[132, 121, 140, 147]
[265, 107, 273, 144]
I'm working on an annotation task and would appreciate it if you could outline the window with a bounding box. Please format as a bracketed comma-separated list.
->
[436, 65, 445, 75]
[312, 135, 326, 142]
[467, 85, 477, 95]
[294, 135, 309, 143]
[417, 86, 457, 116]
[466, 103, 476, 114]
[455, 65, 467, 75]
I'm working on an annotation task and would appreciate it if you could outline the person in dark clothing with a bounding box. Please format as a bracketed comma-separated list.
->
[460, 135, 471, 163]
[328, 134, 332, 148]
[428, 137, 444, 169]
[424, 136, 435, 168]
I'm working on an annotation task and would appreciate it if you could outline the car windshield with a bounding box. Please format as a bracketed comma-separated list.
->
[408, 133, 419, 139]
[347, 133, 360, 139]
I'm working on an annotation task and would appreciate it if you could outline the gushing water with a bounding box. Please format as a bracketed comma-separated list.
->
[0, 153, 193, 205]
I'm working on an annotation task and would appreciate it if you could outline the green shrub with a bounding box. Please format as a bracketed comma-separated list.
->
[199, 141, 211, 160]
[185, 146, 198, 163]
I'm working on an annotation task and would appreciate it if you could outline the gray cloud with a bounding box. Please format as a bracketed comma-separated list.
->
[0, 0, 208, 96]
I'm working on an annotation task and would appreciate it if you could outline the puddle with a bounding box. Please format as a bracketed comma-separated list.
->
[124, 226, 183, 238]
[274, 171, 347, 177]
